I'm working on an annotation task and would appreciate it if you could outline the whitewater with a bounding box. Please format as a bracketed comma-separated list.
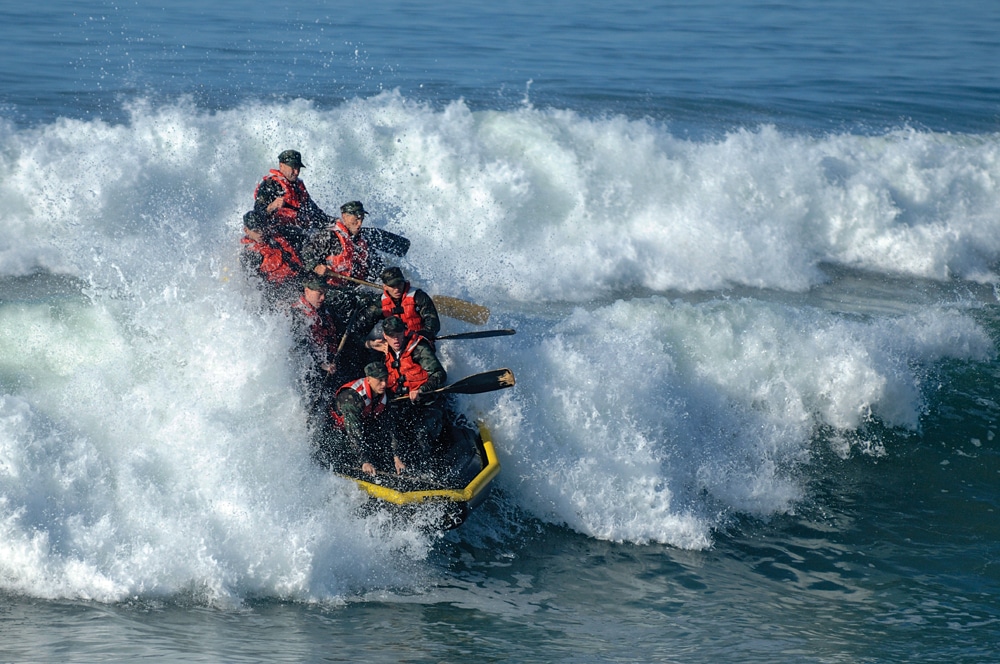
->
[1, 93, 998, 604]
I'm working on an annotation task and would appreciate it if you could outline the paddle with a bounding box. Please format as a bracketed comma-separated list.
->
[392, 368, 515, 402]
[335, 306, 362, 356]
[360, 227, 410, 257]
[431, 295, 490, 326]
[435, 329, 515, 341]
[330, 273, 490, 325]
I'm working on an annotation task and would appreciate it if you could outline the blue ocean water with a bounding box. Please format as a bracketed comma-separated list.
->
[1, 1, 999, 662]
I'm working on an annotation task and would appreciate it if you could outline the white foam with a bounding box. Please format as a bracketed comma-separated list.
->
[487, 298, 993, 546]
[0, 288, 446, 604]
[0, 95, 997, 601]
[2, 94, 999, 296]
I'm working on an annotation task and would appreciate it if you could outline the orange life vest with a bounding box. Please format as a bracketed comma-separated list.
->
[381, 284, 423, 335]
[323, 220, 372, 286]
[385, 335, 430, 395]
[330, 377, 387, 428]
[241, 233, 303, 284]
[255, 170, 309, 226]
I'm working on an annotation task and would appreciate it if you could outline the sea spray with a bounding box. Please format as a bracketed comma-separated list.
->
[0, 95, 998, 602]
[2, 95, 999, 298]
[489, 297, 994, 546]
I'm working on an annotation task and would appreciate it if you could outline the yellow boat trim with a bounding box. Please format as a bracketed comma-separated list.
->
[349, 422, 500, 506]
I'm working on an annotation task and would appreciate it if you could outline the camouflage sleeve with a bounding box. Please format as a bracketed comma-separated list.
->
[299, 194, 335, 229]
[244, 180, 283, 232]
[300, 229, 344, 272]
[412, 340, 447, 394]
[335, 389, 372, 465]
[414, 289, 441, 338]
[352, 297, 385, 339]
[253, 179, 283, 212]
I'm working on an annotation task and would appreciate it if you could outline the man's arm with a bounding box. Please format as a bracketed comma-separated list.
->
[335, 389, 374, 466]
[414, 290, 441, 338]
[299, 196, 335, 229]
[412, 341, 447, 396]
[300, 229, 344, 273]
[244, 179, 284, 232]
[352, 298, 386, 340]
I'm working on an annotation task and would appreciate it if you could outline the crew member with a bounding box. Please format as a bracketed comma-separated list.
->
[320, 362, 396, 475]
[301, 200, 384, 327]
[240, 150, 334, 300]
[355, 266, 441, 342]
[367, 315, 447, 473]
[290, 278, 341, 375]
[301, 200, 385, 287]
[289, 278, 341, 432]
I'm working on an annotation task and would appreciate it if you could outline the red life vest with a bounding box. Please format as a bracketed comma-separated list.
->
[323, 220, 372, 285]
[255, 170, 309, 227]
[241, 233, 303, 284]
[330, 377, 387, 428]
[381, 284, 423, 335]
[385, 335, 430, 395]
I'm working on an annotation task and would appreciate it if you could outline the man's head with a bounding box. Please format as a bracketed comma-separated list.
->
[341, 200, 366, 217]
[277, 150, 304, 181]
[381, 266, 406, 297]
[302, 278, 326, 306]
[382, 315, 407, 350]
[339, 201, 367, 235]
[364, 361, 389, 394]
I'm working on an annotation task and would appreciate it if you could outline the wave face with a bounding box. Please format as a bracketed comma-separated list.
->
[0, 94, 997, 601]
[3, 94, 1000, 293]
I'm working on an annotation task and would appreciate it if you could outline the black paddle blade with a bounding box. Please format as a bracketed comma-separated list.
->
[442, 368, 516, 395]
[393, 368, 516, 402]
[436, 329, 516, 341]
[361, 227, 410, 257]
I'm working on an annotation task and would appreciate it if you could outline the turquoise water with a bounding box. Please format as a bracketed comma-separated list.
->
[1, 1, 999, 662]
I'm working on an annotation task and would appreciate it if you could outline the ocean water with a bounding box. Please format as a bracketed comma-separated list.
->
[1, 1, 999, 662]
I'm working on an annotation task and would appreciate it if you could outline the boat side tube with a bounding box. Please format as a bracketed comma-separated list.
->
[349, 422, 500, 506]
